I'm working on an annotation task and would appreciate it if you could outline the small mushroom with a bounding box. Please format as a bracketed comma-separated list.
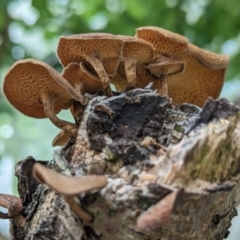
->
[145, 56, 185, 96]
[0, 193, 25, 226]
[33, 163, 108, 224]
[57, 33, 124, 96]
[3, 59, 86, 134]
[136, 26, 229, 106]
[52, 129, 70, 146]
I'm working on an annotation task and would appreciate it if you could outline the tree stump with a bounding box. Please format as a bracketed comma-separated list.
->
[10, 88, 240, 240]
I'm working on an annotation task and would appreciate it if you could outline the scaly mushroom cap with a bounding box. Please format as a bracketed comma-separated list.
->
[57, 33, 124, 75]
[136, 26, 189, 57]
[3, 59, 85, 118]
[62, 62, 103, 94]
[136, 26, 229, 106]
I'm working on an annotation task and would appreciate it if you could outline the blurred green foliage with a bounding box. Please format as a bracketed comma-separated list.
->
[0, 0, 240, 238]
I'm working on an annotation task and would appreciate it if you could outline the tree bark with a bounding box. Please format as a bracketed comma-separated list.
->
[10, 88, 240, 240]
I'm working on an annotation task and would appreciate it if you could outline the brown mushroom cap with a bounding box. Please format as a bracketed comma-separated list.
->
[3, 59, 86, 118]
[62, 62, 103, 95]
[136, 27, 229, 106]
[33, 163, 108, 195]
[136, 26, 189, 57]
[52, 130, 70, 146]
[58, 33, 124, 96]
[57, 33, 124, 74]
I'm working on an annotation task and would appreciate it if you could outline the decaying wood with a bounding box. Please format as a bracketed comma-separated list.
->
[8, 88, 240, 240]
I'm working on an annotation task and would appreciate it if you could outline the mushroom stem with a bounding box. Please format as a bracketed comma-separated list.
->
[160, 75, 168, 97]
[42, 94, 78, 135]
[86, 56, 112, 97]
[0, 193, 23, 217]
[124, 61, 137, 90]
[0, 193, 25, 226]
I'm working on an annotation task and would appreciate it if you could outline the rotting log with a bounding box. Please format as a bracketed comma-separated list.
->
[9, 88, 240, 240]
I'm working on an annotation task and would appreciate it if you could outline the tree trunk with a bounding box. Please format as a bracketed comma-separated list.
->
[10, 88, 240, 240]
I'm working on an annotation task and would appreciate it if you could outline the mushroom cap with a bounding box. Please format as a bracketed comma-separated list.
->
[136, 26, 189, 58]
[187, 43, 229, 70]
[57, 33, 124, 76]
[62, 62, 103, 94]
[146, 56, 185, 77]
[117, 35, 154, 64]
[3, 59, 78, 118]
[135, 26, 229, 106]
[33, 163, 108, 195]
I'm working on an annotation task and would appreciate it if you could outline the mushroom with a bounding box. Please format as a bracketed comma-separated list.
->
[3, 59, 86, 134]
[57, 33, 124, 96]
[52, 129, 70, 146]
[0, 193, 25, 226]
[145, 56, 185, 96]
[33, 163, 108, 224]
[136, 26, 229, 106]
[114, 36, 155, 90]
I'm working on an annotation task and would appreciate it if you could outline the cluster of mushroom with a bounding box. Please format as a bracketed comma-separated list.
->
[3, 26, 229, 146]
[0, 26, 229, 228]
